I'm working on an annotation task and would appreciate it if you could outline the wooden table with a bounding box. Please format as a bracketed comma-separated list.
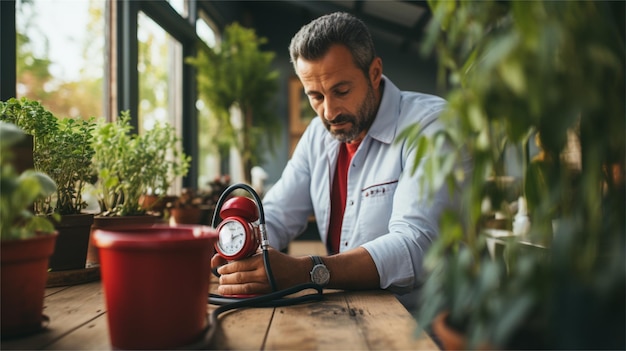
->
[1, 241, 438, 350]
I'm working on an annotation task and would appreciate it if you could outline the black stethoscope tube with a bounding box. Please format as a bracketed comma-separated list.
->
[208, 283, 323, 307]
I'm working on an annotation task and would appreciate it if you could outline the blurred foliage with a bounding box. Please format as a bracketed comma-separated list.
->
[186, 22, 280, 183]
[0, 121, 57, 240]
[409, 1, 625, 349]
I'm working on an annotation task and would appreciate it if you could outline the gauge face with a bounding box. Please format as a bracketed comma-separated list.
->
[218, 220, 247, 256]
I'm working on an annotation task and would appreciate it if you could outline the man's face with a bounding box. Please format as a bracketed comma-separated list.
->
[295, 45, 382, 143]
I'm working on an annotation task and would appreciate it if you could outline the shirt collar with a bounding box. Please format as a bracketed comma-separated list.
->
[367, 75, 401, 144]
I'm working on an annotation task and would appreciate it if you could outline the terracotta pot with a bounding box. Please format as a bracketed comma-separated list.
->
[48, 213, 94, 271]
[432, 312, 467, 351]
[169, 206, 215, 225]
[139, 194, 177, 215]
[93, 225, 217, 349]
[1, 233, 58, 339]
[169, 207, 203, 225]
[87, 215, 162, 267]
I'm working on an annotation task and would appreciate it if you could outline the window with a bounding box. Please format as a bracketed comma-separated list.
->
[16, 0, 106, 119]
[136, 10, 185, 194]
[195, 14, 221, 187]
[137, 11, 182, 134]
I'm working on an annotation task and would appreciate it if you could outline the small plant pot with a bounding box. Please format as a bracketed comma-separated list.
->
[140, 194, 177, 216]
[87, 215, 163, 267]
[169, 207, 203, 225]
[93, 225, 217, 349]
[48, 213, 94, 271]
[1, 233, 58, 339]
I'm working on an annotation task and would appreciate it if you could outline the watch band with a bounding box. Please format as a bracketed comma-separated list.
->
[310, 255, 324, 267]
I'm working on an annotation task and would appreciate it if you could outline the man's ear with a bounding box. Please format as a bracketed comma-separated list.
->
[369, 57, 383, 89]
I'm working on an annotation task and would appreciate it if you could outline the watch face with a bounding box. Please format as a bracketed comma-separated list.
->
[311, 265, 330, 286]
[218, 220, 247, 256]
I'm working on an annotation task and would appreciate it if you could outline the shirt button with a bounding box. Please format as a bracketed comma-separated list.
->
[349, 200, 354, 206]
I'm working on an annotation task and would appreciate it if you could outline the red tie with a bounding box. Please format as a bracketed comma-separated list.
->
[327, 141, 360, 254]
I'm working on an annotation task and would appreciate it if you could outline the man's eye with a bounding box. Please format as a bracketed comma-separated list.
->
[336, 90, 349, 96]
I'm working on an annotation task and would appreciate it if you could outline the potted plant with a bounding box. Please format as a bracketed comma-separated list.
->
[0, 121, 58, 338]
[166, 175, 230, 225]
[0, 98, 97, 271]
[408, 1, 624, 349]
[139, 118, 191, 217]
[88, 111, 190, 264]
[91, 111, 190, 218]
[166, 188, 205, 225]
[185, 22, 280, 183]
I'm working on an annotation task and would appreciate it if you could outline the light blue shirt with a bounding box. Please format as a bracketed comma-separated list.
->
[263, 77, 466, 308]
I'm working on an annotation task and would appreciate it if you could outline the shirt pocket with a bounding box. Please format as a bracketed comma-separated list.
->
[357, 180, 398, 237]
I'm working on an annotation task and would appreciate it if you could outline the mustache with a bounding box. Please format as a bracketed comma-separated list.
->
[327, 114, 355, 125]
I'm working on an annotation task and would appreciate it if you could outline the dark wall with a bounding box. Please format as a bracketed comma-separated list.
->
[202, 1, 440, 186]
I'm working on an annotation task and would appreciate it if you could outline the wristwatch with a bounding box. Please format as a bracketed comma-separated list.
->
[309, 255, 330, 287]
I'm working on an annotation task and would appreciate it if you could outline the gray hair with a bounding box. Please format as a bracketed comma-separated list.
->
[289, 12, 377, 76]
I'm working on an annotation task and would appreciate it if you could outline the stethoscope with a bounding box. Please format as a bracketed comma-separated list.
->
[162, 183, 324, 350]
[207, 183, 324, 311]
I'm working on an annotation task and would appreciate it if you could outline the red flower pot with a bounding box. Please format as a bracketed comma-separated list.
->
[1, 233, 58, 338]
[93, 225, 217, 349]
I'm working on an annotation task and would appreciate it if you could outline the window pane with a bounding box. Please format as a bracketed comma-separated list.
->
[15, 0, 105, 119]
[137, 11, 182, 133]
[167, 0, 186, 17]
[196, 15, 217, 48]
[195, 15, 220, 188]
[137, 11, 183, 193]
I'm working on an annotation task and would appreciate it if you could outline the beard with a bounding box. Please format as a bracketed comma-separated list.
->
[323, 83, 378, 143]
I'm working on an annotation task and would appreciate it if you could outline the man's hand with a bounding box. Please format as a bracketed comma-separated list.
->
[211, 248, 310, 296]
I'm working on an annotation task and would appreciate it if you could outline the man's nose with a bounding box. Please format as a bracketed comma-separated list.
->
[323, 98, 340, 122]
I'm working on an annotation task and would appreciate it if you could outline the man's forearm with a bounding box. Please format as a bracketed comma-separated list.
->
[318, 247, 380, 290]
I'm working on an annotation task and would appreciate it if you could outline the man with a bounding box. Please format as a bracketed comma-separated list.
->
[211, 12, 465, 310]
